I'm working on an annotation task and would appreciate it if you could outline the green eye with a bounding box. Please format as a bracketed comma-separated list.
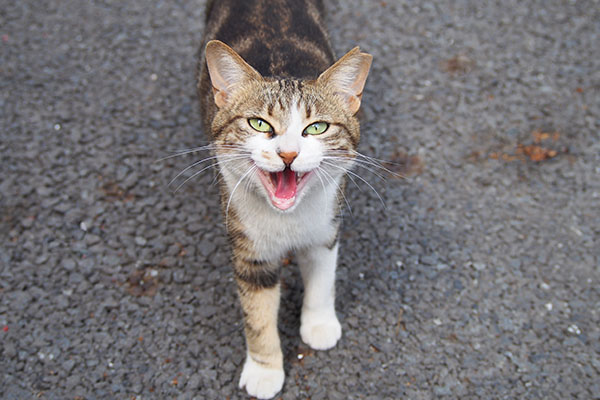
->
[248, 118, 273, 133]
[303, 122, 329, 136]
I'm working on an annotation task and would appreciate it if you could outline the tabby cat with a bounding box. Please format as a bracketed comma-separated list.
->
[196, 0, 371, 398]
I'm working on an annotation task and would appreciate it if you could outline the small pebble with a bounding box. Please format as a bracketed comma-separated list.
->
[472, 262, 486, 271]
[567, 324, 581, 335]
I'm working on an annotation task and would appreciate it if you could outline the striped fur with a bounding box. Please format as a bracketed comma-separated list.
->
[197, 1, 371, 398]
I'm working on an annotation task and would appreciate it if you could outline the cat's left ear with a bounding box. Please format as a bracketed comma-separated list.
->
[204, 40, 263, 108]
[317, 47, 372, 114]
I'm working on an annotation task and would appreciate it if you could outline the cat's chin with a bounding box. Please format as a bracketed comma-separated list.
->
[256, 167, 313, 212]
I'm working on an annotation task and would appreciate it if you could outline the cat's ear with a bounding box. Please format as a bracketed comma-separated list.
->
[204, 40, 262, 108]
[317, 47, 372, 114]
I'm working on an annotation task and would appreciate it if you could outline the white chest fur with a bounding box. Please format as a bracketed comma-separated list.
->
[229, 176, 339, 262]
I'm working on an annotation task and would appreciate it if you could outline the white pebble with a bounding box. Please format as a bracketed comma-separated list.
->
[570, 226, 583, 236]
[567, 324, 581, 335]
[545, 303, 553, 311]
[472, 262, 486, 271]
[79, 221, 88, 231]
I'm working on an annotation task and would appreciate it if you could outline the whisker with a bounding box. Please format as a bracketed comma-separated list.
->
[169, 154, 221, 187]
[317, 167, 352, 216]
[173, 162, 219, 192]
[324, 156, 388, 181]
[321, 159, 362, 192]
[171, 155, 249, 192]
[156, 143, 248, 162]
[351, 151, 407, 180]
[325, 149, 405, 179]
[313, 169, 332, 221]
[155, 145, 214, 162]
[225, 165, 258, 227]
[242, 167, 256, 201]
[321, 160, 386, 209]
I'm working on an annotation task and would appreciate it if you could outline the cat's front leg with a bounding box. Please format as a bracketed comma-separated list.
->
[234, 259, 284, 399]
[297, 242, 342, 350]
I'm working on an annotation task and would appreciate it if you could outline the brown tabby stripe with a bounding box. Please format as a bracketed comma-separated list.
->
[233, 260, 281, 289]
[330, 122, 359, 148]
[212, 115, 245, 140]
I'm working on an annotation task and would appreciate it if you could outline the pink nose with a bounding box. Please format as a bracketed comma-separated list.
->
[278, 151, 298, 166]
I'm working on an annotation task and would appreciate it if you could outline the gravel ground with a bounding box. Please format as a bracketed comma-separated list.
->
[1, 0, 599, 399]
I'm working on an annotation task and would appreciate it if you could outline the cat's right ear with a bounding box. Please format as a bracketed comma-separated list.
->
[205, 40, 262, 108]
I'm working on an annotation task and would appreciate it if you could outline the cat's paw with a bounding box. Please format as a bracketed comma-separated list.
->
[239, 355, 284, 400]
[300, 310, 342, 350]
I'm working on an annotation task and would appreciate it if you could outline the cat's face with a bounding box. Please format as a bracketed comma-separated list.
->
[213, 79, 358, 211]
[205, 41, 371, 212]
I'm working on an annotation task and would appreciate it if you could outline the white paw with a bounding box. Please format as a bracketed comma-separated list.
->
[300, 309, 342, 350]
[239, 355, 284, 399]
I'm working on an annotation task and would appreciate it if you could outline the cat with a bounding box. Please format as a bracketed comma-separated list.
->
[196, 0, 371, 398]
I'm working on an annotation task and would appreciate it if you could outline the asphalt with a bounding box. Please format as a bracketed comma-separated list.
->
[1, 0, 599, 399]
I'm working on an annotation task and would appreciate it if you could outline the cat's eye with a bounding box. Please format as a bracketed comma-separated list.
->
[303, 122, 329, 136]
[248, 118, 273, 133]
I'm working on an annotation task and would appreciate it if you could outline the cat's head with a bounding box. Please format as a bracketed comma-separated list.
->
[205, 40, 372, 212]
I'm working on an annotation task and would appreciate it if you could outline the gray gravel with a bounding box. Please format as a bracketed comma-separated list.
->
[1, 0, 599, 399]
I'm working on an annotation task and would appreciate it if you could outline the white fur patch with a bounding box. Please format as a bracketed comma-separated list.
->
[300, 310, 342, 350]
[277, 105, 303, 154]
[239, 354, 285, 399]
[298, 243, 342, 350]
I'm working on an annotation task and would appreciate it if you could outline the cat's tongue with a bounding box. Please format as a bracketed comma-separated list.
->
[274, 168, 297, 200]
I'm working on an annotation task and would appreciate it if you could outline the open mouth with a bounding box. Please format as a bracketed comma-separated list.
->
[257, 166, 312, 210]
